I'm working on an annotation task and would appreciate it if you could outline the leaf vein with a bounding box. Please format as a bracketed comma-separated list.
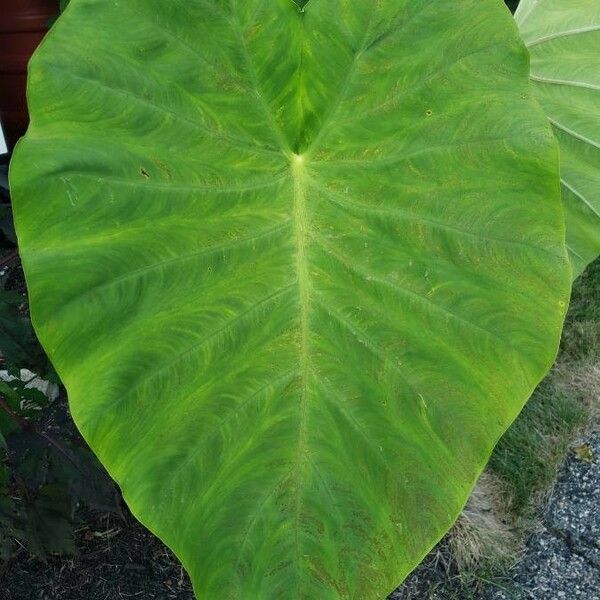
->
[159, 370, 299, 494]
[530, 73, 600, 92]
[312, 233, 514, 352]
[110, 284, 297, 410]
[526, 24, 600, 48]
[561, 178, 600, 219]
[50, 220, 293, 319]
[308, 178, 562, 259]
[42, 65, 276, 155]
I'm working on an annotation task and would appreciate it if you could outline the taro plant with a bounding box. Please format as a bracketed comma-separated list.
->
[6, 0, 599, 597]
[516, 0, 600, 277]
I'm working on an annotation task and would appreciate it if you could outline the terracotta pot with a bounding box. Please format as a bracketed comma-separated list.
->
[0, 0, 59, 153]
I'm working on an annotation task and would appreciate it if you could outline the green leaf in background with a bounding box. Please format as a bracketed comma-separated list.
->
[0, 289, 54, 377]
[0, 205, 17, 245]
[10, 0, 570, 597]
[516, 0, 600, 278]
[22, 483, 76, 557]
[0, 291, 36, 373]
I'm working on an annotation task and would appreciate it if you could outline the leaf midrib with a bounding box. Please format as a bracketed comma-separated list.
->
[291, 153, 311, 574]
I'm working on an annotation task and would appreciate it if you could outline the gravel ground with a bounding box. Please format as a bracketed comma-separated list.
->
[487, 431, 600, 600]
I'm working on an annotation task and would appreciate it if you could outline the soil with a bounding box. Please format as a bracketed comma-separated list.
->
[4, 509, 194, 600]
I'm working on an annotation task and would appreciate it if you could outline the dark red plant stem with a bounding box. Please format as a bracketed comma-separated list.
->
[0, 249, 19, 269]
[0, 394, 79, 468]
[0, 395, 28, 429]
[12, 470, 32, 504]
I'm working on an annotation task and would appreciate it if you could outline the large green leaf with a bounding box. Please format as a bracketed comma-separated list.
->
[10, 0, 570, 597]
[516, 0, 600, 278]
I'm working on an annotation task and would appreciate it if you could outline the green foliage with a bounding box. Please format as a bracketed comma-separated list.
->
[9, 1, 572, 597]
[0, 427, 116, 559]
[516, 0, 600, 278]
[489, 378, 587, 512]
[0, 256, 116, 561]
[0, 206, 16, 246]
[560, 260, 600, 363]
[0, 291, 49, 376]
[490, 256, 600, 514]
[563, 257, 600, 331]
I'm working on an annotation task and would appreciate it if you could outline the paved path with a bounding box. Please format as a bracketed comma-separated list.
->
[488, 431, 600, 600]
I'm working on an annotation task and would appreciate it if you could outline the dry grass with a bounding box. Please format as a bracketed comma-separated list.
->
[448, 472, 519, 574]
[394, 473, 522, 599]
[424, 258, 600, 595]
[554, 360, 600, 424]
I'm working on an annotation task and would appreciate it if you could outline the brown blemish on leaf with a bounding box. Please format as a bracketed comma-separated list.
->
[153, 159, 172, 181]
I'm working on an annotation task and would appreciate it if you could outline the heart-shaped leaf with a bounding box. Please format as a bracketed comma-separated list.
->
[291, 0, 310, 10]
[10, 0, 570, 597]
[516, 0, 600, 278]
